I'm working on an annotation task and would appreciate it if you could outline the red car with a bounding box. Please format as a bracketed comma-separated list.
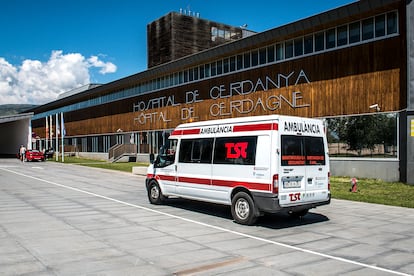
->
[25, 149, 45, 162]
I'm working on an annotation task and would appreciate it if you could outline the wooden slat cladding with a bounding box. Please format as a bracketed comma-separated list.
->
[32, 68, 400, 137]
[32, 35, 403, 137]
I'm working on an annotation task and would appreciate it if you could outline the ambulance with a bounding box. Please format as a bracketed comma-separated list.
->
[146, 115, 330, 225]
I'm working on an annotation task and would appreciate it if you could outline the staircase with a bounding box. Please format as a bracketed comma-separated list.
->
[108, 144, 137, 162]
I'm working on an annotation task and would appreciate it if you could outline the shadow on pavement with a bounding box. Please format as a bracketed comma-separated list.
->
[165, 198, 329, 229]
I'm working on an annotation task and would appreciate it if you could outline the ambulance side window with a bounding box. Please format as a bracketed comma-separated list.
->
[179, 138, 213, 163]
[154, 139, 177, 168]
[213, 136, 257, 165]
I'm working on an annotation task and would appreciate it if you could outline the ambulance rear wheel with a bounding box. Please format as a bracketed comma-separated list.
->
[231, 192, 257, 225]
[147, 180, 165, 205]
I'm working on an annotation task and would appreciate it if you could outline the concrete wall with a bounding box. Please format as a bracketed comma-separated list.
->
[0, 118, 31, 156]
[330, 158, 399, 182]
[76, 152, 108, 161]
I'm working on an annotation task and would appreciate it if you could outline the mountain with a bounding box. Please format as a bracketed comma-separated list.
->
[0, 104, 38, 116]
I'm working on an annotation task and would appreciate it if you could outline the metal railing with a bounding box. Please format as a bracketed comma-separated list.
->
[108, 144, 137, 162]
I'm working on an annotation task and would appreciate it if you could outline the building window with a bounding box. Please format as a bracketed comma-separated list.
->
[294, 38, 303, 56]
[276, 43, 284, 60]
[267, 45, 275, 62]
[251, 50, 259, 67]
[230, 56, 236, 71]
[258, 48, 266, 64]
[362, 18, 374, 40]
[387, 11, 398, 35]
[199, 65, 204, 79]
[243, 52, 251, 68]
[337, 25, 348, 46]
[223, 58, 229, 73]
[211, 62, 217, 76]
[326, 28, 336, 49]
[304, 35, 313, 54]
[204, 63, 210, 78]
[285, 40, 293, 59]
[349, 21, 360, 44]
[236, 54, 243, 70]
[217, 60, 223, 74]
[315, 32, 324, 52]
[375, 14, 386, 37]
[193, 67, 199, 81]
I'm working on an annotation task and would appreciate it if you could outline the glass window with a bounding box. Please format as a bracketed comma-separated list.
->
[281, 136, 304, 166]
[326, 28, 336, 49]
[267, 45, 275, 62]
[154, 139, 178, 168]
[387, 11, 398, 35]
[230, 56, 236, 71]
[236, 54, 243, 70]
[204, 63, 210, 78]
[276, 43, 284, 60]
[213, 136, 257, 165]
[184, 70, 189, 83]
[179, 138, 213, 164]
[304, 35, 313, 54]
[217, 60, 223, 74]
[199, 65, 204, 79]
[337, 25, 348, 46]
[305, 137, 326, 165]
[281, 136, 325, 166]
[294, 38, 303, 56]
[259, 48, 267, 64]
[349, 22, 360, 43]
[193, 67, 199, 81]
[251, 50, 259, 67]
[211, 62, 217, 76]
[188, 69, 194, 82]
[315, 32, 324, 52]
[223, 58, 229, 73]
[375, 14, 386, 37]
[362, 18, 374, 40]
[243, 52, 251, 68]
[285, 40, 293, 59]
[179, 71, 183, 83]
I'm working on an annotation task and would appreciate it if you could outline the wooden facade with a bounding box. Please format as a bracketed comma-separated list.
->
[32, 34, 404, 137]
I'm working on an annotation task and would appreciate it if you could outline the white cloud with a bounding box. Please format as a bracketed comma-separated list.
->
[0, 51, 117, 105]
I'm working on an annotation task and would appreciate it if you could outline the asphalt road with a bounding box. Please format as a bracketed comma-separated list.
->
[0, 158, 413, 276]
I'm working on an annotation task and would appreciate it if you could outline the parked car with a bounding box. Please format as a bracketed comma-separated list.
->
[25, 149, 45, 162]
[44, 148, 54, 159]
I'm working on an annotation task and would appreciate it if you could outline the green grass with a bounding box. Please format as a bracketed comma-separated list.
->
[52, 156, 414, 208]
[50, 156, 148, 173]
[330, 177, 414, 208]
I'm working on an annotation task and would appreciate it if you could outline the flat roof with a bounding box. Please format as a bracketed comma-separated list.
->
[0, 113, 33, 124]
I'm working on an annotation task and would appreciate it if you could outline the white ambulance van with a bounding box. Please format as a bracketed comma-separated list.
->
[146, 115, 330, 225]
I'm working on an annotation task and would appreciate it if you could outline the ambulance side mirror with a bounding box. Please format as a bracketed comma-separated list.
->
[149, 153, 155, 164]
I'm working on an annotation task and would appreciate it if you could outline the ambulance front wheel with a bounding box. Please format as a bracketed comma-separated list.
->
[147, 180, 165, 205]
[231, 192, 258, 225]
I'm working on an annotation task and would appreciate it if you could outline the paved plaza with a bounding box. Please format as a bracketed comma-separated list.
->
[0, 158, 413, 275]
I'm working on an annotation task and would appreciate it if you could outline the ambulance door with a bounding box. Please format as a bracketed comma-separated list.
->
[154, 138, 178, 195]
[279, 135, 306, 206]
[303, 136, 329, 202]
[176, 138, 213, 199]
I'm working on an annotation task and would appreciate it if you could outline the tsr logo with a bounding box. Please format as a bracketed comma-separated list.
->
[289, 193, 301, 202]
[224, 142, 248, 159]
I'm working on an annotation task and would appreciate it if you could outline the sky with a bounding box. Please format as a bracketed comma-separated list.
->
[0, 0, 355, 105]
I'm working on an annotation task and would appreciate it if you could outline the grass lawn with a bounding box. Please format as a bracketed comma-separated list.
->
[330, 177, 414, 208]
[54, 156, 414, 208]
